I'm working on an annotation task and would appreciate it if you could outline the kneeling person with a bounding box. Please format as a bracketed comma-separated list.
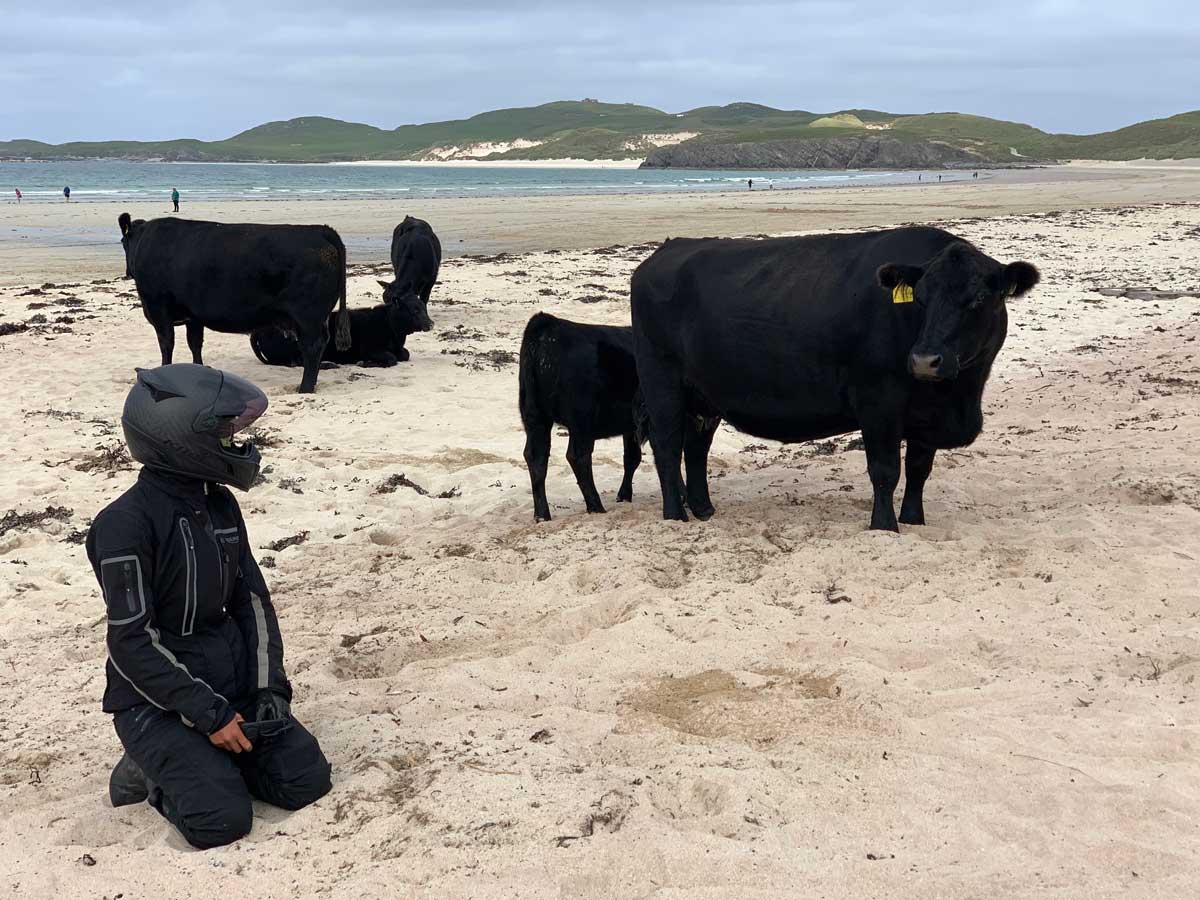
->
[88, 364, 332, 849]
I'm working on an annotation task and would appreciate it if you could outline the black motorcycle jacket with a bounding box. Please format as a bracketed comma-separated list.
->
[86, 468, 291, 734]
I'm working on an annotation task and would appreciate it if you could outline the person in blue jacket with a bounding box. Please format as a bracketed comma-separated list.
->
[87, 364, 331, 849]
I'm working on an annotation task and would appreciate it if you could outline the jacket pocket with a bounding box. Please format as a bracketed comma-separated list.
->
[214, 527, 240, 604]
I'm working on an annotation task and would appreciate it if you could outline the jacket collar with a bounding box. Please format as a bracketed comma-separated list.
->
[138, 467, 211, 503]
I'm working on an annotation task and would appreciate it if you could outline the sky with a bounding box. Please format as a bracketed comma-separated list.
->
[4, 1, 1197, 143]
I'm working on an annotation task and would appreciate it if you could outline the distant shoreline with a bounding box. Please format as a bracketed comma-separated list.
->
[4, 155, 1196, 172]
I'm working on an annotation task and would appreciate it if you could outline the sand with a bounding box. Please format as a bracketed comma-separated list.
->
[4, 162, 1200, 286]
[1, 183, 1199, 899]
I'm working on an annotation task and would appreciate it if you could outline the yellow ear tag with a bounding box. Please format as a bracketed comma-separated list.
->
[892, 284, 914, 304]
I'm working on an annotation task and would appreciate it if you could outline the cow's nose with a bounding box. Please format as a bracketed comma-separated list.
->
[910, 353, 943, 380]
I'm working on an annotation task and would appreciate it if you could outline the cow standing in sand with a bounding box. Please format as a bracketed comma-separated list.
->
[379, 216, 442, 312]
[519, 313, 646, 522]
[631, 226, 1039, 529]
[118, 214, 351, 393]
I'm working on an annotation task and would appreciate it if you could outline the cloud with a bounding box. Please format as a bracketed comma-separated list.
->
[3, 0, 1196, 142]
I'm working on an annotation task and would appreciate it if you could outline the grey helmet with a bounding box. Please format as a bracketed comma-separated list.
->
[122, 364, 268, 491]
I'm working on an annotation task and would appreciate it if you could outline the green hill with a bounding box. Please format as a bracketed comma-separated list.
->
[2, 100, 1197, 164]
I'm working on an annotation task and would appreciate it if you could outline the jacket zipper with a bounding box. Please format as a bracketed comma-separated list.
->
[211, 526, 227, 601]
[179, 517, 198, 635]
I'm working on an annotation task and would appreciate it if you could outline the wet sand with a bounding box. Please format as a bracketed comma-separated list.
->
[2, 162, 1199, 285]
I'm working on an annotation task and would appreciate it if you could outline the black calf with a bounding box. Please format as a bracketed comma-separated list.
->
[518, 313, 644, 522]
[251, 293, 432, 369]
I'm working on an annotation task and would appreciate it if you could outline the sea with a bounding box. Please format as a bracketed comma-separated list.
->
[0, 159, 970, 203]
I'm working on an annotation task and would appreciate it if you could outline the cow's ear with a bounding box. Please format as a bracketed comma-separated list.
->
[876, 263, 924, 290]
[118, 212, 132, 236]
[378, 280, 391, 290]
[1002, 261, 1040, 298]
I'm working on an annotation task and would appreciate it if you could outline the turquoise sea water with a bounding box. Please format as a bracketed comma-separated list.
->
[0, 159, 968, 203]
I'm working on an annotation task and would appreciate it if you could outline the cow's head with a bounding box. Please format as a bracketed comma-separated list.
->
[382, 284, 433, 336]
[877, 242, 1039, 382]
[117, 212, 147, 279]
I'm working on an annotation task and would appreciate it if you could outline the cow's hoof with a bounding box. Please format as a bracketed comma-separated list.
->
[898, 512, 925, 526]
[297, 385, 316, 394]
[690, 504, 715, 521]
[586, 505, 607, 515]
[616, 494, 632, 503]
[869, 521, 900, 533]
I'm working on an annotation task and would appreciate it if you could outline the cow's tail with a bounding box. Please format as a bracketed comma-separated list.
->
[330, 228, 351, 351]
[632, 388, 652, 447]
[518, 312, 557, 431]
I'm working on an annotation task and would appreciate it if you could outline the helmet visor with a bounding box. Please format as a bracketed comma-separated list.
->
[211, 372, 268, 444]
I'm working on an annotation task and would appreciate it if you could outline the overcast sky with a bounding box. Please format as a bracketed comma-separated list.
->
[5, 1, 1196, 143]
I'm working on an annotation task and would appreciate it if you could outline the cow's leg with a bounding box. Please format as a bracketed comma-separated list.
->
[155, 324, 176, 365]
[362, 352, 398, 368]
[898, 443, 936, 526]
[296, 322, 328, 394]
[144, 305, 176, 365]
[185, 321, 205, 365]
[523, 420, 553, 522]
[394, 333, 410, 363]
[565, 431, 605, 514]
[683, 417, 719, 520]
[616, 431, 641, 503]
[859, 418, 904, 532]
[639, 361, 688, 522]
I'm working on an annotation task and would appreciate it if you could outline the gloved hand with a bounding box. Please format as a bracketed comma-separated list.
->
[253, 688, 291, 722]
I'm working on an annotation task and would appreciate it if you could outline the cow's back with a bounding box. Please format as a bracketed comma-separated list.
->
[129, 219, 344, 333]
[631, 227, 964, 442]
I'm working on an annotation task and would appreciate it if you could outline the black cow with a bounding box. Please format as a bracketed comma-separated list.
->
[118, 213, 350, 393]
[380, 216, 442, 310]
[250, 291, 433, 369]
[631, 226, 1039, 530]
[519, 313, 645, 522]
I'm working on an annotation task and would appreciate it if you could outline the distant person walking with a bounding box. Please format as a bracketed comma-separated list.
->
[973, 171, 979, 179]
[748, 178, 753, 191]
[63, 186, 71, 202]
[937, 175, 942, 183]
[14, 188, 20, 203]
[171, 187, 180, 212]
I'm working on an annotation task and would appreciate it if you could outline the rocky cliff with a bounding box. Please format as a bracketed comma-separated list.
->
[640, 135, 987, 169]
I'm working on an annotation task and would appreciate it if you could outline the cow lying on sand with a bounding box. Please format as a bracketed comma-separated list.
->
[519, 313, 645, 522]
[118, 213, 350, 393]
[631, 226, 1039, 529]
[250, 292, 433, 369]
[380, 216, 442, 311]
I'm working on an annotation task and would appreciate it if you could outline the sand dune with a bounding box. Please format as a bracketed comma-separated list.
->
[1, 201, 1199, 898]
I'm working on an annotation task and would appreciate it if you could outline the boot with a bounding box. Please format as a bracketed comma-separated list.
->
[108, 753, 150, 807]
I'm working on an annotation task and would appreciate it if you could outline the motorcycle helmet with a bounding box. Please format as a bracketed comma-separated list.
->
[122, 364, 268, 491]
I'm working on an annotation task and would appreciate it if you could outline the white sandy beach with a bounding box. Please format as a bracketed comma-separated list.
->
[1, 162, 1198, 287]
[1, 180, 1199, 898]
